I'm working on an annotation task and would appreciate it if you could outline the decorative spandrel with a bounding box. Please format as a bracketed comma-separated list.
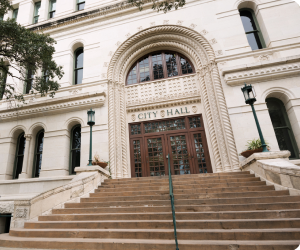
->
[170, 135, 191, 175]
[147, 137, 165, 176]
[145, 119, 185, 133]
[193, 133, 207, 173]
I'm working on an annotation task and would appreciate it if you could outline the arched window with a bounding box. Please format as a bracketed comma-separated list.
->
[70, 125, 81, 174]
[32, 130, 44, 178]
[13, 133, 26, 179]
[74, 48, 84, 85]
[127, 51, 194, 85]
[266, 98, 299, 159]
[239, 9, 265, 50]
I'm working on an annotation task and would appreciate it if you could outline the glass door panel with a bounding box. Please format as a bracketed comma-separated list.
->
[167, 133, 192, 175]
[145, 136, 167, 176]
[130, 138, 144, 177]
[190, 132, 212, 174]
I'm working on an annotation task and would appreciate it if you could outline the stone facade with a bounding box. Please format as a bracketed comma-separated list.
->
[0, 0, 300, 188]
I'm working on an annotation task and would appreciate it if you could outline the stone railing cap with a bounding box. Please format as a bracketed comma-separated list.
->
[74, 165, 110, 177]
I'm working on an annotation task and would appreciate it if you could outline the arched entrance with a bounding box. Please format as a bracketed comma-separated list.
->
[266, 97, 299, 159]
[107, 25, 240, 178]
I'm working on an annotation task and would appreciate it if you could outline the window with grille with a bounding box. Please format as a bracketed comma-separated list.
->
[126, 51, 194, 85]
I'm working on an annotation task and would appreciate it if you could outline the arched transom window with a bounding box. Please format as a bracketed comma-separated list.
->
[127, 51, 194, 85]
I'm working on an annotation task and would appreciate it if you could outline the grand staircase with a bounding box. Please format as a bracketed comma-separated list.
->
[1, 171, 300, 249]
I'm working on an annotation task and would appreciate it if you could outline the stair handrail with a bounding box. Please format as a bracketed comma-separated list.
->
[167, 154, 179, 250]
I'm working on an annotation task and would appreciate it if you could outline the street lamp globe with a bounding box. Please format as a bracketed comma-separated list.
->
[87, 109, 95, 126]
[241, 83, 256, 105]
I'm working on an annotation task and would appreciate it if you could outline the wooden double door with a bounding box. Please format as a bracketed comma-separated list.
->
[129, 115, 212, 177]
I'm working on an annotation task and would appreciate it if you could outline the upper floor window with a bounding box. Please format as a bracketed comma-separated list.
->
[33, 1, 41, 23]
[77, 0, 85, 11]
[12, 8, 18, 21]
[49, 0, 56, 18]
[127, 51, 194, 85]
[239, 9, 265, 50]
[74, 48, 83, 85]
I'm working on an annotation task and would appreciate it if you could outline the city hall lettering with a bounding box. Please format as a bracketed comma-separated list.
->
[137, 107, 190, 120]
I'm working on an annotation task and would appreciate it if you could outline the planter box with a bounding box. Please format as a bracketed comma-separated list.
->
[241, 148, 263, 158]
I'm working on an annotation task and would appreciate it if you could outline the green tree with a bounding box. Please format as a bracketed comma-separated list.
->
[128, 0, 186, 13]
[0, 0, 63, 102]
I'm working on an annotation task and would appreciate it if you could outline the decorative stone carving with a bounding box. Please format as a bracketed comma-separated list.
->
[107, 25, 240, 176]
[115, 41, 121, 46]
[125, 33, 131, 38]
[15, 208, 28, 218]
[101, 73, 107, 79]
[177, 20, 183, 25]
[131, 114, 136, 121]
[137, 26, 143, 31]
[192, 106, 197, 113]
[189, 23, 197, 29]
[160, 110, 165, 117]
[150, 22, 155, 26]
[126, 74, 200, 107]
[209, 38, 217, 44]
[200, 29, 208, 35]
[215, 50, 223, 56]
[163, 20, 169, 25]
[0, 202, 14, 214]
[103, 62, 109, 67]
[69, 88, 82, 95]
[108, 51, 113, 56]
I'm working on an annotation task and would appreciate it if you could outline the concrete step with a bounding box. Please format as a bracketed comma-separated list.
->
[9, 228, 300, 240]
[95, 181, 268, 193]
[85, 190, 289, 202]
[103, 171, 252, 184]
[101, 175, 258, 187]
[0, 235, 298, 250]
[90, 185, 275, 197]
[52, 202, 300, 214]
[25, 218, 300, 230]
[38, 209, 300, 221]
[70, 195, 298, 208]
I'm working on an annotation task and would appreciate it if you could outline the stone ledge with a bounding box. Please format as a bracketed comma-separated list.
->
[75, 165, 110, 177]
[241, 151, 291, 169]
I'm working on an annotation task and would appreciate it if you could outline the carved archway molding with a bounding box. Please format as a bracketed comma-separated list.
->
[107, 25, 240, 178]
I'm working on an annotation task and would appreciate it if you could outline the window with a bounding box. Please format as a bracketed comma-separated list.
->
[77, 0, 85, 11]
[74, 48, 83, 85]
[33, 1, 41, 23]
[12, 8, 18, 20]
[13, 133, 26, 179]
[127, 51, 194, 85]
[0, 15, 3, 21]
[239, 9, 265, 50]
[70, 125, 81, 174]
[0, 69, 7, 100]
[25, 70, 34, 94]
[32, 130, 44, 178]
[266, 98, 299, 159]
[49, 0, 56, 18]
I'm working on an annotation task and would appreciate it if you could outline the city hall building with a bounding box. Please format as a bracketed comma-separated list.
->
[1, 0, 300, 245]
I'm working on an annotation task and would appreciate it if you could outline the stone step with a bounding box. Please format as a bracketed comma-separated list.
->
[53, 202, 300, 214]
[95, 181, 267, 193]
[70, 195, 298, 208]
[103, 171, 252, 183]
[0, 235, 298, 250]
[90, 185, 274, 197]
[25, 218, 300, 230]
[39, 209, 300, 221]
[85, 190, 289, 202]
[9, 228, 300, 240]
[101, 175, 257, 187]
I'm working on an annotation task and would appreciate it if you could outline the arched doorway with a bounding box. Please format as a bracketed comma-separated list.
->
[266, 97, 299, 159]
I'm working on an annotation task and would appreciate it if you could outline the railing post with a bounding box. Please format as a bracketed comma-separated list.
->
[167, 154, 179, 250]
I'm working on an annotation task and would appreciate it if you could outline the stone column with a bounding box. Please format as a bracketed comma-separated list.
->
[19, 134, 32, 179]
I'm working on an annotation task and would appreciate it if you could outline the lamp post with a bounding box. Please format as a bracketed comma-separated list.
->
[87, 109, 95, 166]
[241, 83, 269, 152]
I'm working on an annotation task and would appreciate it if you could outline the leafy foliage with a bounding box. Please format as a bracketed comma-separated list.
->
[0, 0, 63, 103]
[246, 139, 269, 150]
[128, 0, 186, 13]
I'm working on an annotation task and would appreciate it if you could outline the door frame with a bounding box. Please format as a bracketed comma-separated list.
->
[128, 114, 212, 177]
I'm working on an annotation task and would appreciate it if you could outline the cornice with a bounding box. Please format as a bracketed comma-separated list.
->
[221, 55, 300, 86]
[0, 91, 106, 121]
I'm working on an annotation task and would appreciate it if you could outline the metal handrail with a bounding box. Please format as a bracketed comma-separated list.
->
[167, 154, 179, 250]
